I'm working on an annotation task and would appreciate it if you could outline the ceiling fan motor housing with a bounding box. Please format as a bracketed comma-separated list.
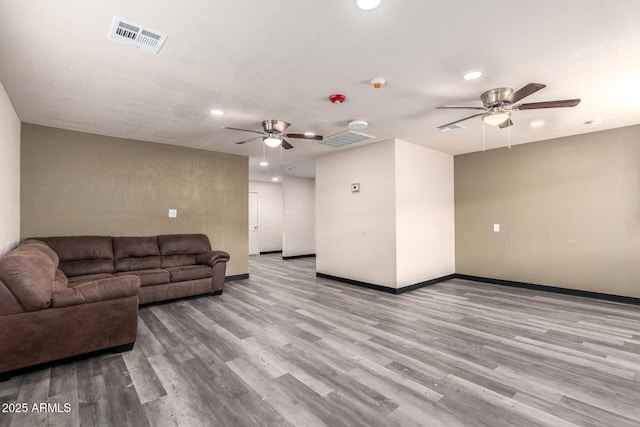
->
[481, 87, 513, 107]
[262, 120, 291, 133]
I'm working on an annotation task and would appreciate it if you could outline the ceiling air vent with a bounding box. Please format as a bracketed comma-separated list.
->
[108, 17, 167, 54]
[319, 130, 376, 148]
[436, 123, 465, 133]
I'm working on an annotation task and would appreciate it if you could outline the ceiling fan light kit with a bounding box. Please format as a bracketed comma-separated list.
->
[263, 136, 282, 147]
[482, 109, 510, 126]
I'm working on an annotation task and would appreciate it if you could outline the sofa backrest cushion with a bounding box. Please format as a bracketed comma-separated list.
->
[37, 236, 115, 277]
[113, 236, 161, 272]
[0, 242, 58, 312]
[157, 234, 211, 268]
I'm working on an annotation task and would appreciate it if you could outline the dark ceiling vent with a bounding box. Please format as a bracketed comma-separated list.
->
[108, 17, 167, 54]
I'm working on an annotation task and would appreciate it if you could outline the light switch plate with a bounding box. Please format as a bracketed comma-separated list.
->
[493, 224, 500, 232]
[168, 209, 177, 218]
[351, 183, 360, 193]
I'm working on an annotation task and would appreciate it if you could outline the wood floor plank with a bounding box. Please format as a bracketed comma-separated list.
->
[121, 344, 167, 404]
[77, 364, 114, 426]
[100, 355, 150, 427]
[3, 254, 640, 426]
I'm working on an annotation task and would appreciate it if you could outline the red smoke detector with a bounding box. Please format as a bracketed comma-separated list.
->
[329, 94, 346, 104]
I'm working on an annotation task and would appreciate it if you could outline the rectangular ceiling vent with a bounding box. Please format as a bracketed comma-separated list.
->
[108, 17, 167, 54]
[437, 123, 465, 133]
[319, 130, 376, 148]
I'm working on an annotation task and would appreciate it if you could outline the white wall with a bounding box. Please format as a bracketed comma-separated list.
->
[395, 139, 455, 287]
[316, 140, 397, 286]
[316, 139, 455, 289]
[248, 180, 283, 252]
[0, 82, 21, 255]
[282, 176, 316, 257]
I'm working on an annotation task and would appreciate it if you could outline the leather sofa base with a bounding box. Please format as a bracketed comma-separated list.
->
[0, 295, 138, 375]
[138, 278, 212, 305]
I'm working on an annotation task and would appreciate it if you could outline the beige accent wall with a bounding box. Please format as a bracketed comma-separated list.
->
[455, 125, 640, 298]
[248, 181, 283, 252]
[21, 124, 248, 276]
[0, 82, 21, 255]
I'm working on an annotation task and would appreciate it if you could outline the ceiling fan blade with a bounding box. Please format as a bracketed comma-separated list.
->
[517, 99, 581, 110]
[281, 139, 294, 150]
[436, 105, 486, 111]
[235, 136, 260, 145]
[222, 126, 265, 135]
[285, 133, 323, 141]
[436, 112, 485, 130]
[506, 83, 546, 104]
[499, 118, 514, 129]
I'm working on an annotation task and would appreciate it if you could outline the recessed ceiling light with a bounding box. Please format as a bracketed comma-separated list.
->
[463, 71, 483, 80]
[210, 109, 224, 116]
[259, 161, 268, 167]
[272, 177, 279, 182]
[356, 0, 382, 11]
[530, 120, 545, 127]
[585, 118, 603, 126]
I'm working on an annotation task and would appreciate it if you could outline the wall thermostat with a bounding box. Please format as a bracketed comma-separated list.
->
[351, 183, 360, 193]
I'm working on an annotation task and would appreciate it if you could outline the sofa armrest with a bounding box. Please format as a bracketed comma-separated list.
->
[196, 250, 230, 266]
[51, 276, 140, 308]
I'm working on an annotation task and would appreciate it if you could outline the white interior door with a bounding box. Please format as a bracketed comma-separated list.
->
[248, 192, 259, 255]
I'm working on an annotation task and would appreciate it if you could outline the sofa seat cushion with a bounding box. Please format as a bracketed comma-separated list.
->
[115, 269, 170, 287]
[68, 273, 115, 286]
[165, 265, 212, 283]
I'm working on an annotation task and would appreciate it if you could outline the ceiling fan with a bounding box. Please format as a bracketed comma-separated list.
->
[436, 83, 580, 130]
[223, 120, 323, 150]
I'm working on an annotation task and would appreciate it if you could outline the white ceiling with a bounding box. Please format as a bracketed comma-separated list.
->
[1, 1, 639, 181]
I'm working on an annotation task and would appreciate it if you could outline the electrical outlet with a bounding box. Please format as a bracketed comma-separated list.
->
[168, 209, 177, 218]
[493, 224, 500, 232]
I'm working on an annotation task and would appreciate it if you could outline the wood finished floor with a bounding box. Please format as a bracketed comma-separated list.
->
[2, 254, 640, 427]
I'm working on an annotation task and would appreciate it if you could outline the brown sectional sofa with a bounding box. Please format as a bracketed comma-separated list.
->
[0, 239, 140, 379]
[37, 234, 230, 305]
[0, 233, 230, 379]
